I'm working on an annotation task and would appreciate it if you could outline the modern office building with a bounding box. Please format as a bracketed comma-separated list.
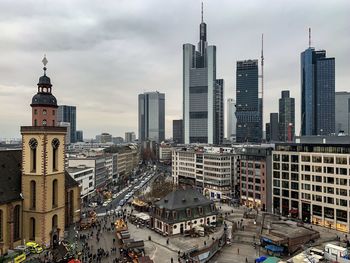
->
[267, 113, 279, 142]
[335, 92, 350, 135]
[172, 146, 240, 200]
[301, 47, 335, 136]
[272, 141, 350, 232]
[76, 130, 84, 142]
[226, 98, 236, 141]
[112, 137, 124, 144]
[96, 132, 113, 143]
[235, 60, 262, 143]
[138, 91, 165, 143]
[279, 90, 295, 142]
[67, 165, 95, 198]
[57, 105, 77, 143]
[58, 122, 71, 145]
[239, 146, 273, 211]
[182, 8, 223, 145]
[125, 132, 136, 143]
[172, 119, 183, 144]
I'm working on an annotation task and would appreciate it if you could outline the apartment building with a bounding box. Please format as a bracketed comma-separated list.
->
[272, 142, 350, 232]
[67, 165, 95, 198]
[172, 147, 239, 200]
[239, 146, 273, 211]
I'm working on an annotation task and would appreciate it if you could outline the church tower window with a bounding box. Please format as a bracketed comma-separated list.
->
[29, 138, 38, 172]
[30, 180, 36, 209]
[52, 179, 58, 208]
[52, 138, 60, 171]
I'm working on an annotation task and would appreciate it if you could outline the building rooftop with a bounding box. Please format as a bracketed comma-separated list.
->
[155, 188, 213, 210]
[67, 166, 93, 173]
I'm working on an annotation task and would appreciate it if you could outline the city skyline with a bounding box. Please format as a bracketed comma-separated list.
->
[0, 0, 349, 138]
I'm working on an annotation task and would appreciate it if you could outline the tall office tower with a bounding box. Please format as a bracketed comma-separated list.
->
[138, 91, 165, 143]
[279, 90, 295, 142]
[301, 47, 335, 136]
[269, 113, 279, 142]
[235, 60, 261, 143]
[214, 79, 224, 144]
[173, 119, 183, 144]
[265, 123, 271, 142]
[76, 130, 83, 142]
[226, 98, 237, 141]
[57, 105, 77, 143]
[183, 6, 223, 144]
[335, 92, 350, 134]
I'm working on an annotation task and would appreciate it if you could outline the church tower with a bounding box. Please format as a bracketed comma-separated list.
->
[21, 57, 67, 247]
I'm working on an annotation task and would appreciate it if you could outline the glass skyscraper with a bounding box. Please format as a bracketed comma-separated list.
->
[182, 8, 223, 145]
[279, 90, 295, 142]
[57, 105, 76, 143]
[138, 91, 165, 143]
[235, 60, 261, 143]
[301, 48, 335, 136]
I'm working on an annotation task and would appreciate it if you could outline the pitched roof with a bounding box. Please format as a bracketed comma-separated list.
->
[0, 150, 22, 205]
[65, 170, 80, 188]
[155, 188, 212, 210]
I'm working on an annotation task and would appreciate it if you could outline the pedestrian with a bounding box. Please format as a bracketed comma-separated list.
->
[167, 238, 169, 245]
[245, 257, 248, 263]
[237, 248, 240, 254]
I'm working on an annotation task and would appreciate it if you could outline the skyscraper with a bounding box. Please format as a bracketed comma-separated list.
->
[226, 98, 236, 141]
[57, 105, 77, 143]
[183, 5, 223, 144]
[279, 90, 295, 142]
[76, 130, 83, 142]
[138, 91, 165, 143]
[301, 47, 335, 136]
[235, 60, 261, 143]
[268, 113, 279, 142]
[125, 132, 136, 143]
[335, 92, 350, 135]
[173, 119, 183, 144]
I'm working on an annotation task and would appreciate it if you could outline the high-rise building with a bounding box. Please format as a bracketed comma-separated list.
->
[183, 6, 223, 144]
[58, 122, 71, 145]
[267, 113, 279, 142]
[125, 132, 136, 143]
[57, 105, 77, 143]
[76, 130, 83, 142]
[96, 132, 112, 143]
[138, 91, 165, 143]
[335, 92, 350, 135]
[226, 98, 236, 141]
[279, 90, 295, 142]
[235, 60, 261, 143]
[301, 47, 335, 136]
[172, 119, 183, 144]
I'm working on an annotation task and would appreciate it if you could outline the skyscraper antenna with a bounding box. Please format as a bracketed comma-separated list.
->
[309, 27, 311, 48]
[201, 2, 203, 23]
[261, 33, 264, 139]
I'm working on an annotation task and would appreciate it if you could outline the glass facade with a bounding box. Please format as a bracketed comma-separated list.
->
[235, 60, 261, 143]
[57, 105, 76, 143]
[279, 90, 295, 142]
[301, 48, 335, 136]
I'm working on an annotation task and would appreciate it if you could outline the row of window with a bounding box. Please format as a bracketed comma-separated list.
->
[33, 109, 55, 116]
[30, 179, 58, 209]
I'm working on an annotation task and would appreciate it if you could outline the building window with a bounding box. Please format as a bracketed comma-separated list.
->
[43, 109, 47, 115]
[34, 109, 37, 115]
[30, 180, 36, 209]
[0, 210, 3, 241]
[34, 119, 37, 126]
[52, 138, 60, 171]
[30, 217, 35, 240]
[14, 205, 20, 241]
[42, 119, 47, 126]
[52, 179, 58, 208]
[52, 110, 55, 115]
[52, 214, 58, 229]
[29, 138, 38, 172]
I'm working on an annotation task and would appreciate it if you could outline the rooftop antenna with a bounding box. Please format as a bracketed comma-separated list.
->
[201, 2, 203, 23]
[260, 33, 264, 139]
[308, 27, 311, 48]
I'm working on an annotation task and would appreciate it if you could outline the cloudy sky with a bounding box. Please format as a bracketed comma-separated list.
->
[0, 0, 349, 139]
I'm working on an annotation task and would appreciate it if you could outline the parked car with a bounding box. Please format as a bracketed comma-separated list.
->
[14, 245, 31, 256]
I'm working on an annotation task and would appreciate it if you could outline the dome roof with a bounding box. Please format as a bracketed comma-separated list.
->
[31, 93, 57, 107]
[38, 75, 52, 86]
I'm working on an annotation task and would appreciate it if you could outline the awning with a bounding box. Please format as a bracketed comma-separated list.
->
[265, 245, 284, 253]
[255, 256, 267, 262]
